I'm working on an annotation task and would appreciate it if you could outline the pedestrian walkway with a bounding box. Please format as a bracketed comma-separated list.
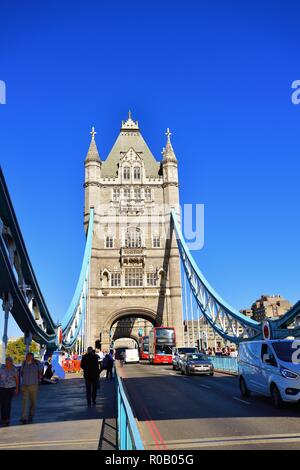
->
[0, 372, 117, 450]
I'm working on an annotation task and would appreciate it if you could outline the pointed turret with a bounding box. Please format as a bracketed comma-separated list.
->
[162, 128, 177, 163]
[84, 126, 101, 233]
[162, 127, 179, 211]
[85, 126, 101, 163]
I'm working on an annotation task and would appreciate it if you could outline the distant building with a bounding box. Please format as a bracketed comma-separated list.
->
[241, 294, 292, 322]
[183, 317, 240, 350]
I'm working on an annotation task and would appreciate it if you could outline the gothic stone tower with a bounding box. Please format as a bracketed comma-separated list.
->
[84, 113, 182, 349]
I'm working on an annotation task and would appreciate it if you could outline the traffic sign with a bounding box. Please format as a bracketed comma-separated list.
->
[262, 320, 271, 340]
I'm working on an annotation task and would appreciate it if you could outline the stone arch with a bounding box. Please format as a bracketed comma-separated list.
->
[113, 334, 140, 348]
[101, 308, 158, 351]
[103, 306, 160, 333]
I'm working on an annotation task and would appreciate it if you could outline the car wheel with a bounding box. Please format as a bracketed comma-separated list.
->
[239, 377, 250, 398]
[271, 384, 283, 408]
[209, 372, 214, 376]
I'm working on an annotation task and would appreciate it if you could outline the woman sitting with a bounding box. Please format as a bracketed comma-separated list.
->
[41, 362, 58, 384]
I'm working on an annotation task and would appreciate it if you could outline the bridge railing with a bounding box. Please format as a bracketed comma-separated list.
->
[209, 356, 238, 374]
[116, 371, 144, 450]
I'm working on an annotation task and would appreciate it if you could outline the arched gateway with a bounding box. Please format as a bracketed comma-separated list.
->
[84, 114, 183, 349]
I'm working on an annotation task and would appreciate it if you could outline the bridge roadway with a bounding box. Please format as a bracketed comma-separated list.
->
[118, 362, 300, 450]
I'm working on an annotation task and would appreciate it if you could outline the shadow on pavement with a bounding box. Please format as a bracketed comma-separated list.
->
[121, 369, 300, 422]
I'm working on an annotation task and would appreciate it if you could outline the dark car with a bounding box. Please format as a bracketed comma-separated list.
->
[180, 353, 214, 376]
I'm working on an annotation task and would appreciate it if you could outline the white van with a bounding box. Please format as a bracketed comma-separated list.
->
[238, 339, 300, 407]
[124, 349, 139, 364]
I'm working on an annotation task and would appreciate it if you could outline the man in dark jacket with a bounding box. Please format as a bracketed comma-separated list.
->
[105, 351, 114, 380]
[80, 347, 100, 406]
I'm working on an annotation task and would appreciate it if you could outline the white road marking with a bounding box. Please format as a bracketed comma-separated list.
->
[198, 384, 211, 389]
[232, 396, 251, 405]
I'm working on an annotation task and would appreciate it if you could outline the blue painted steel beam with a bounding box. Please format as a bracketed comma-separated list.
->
[61, 209, 94, 334]
[0, 166, 95, 349]
[116, 374, 144, 450]
[0, 167, 56, 334]
[171, 209, 300, 342]
[0, 236, 57, 347]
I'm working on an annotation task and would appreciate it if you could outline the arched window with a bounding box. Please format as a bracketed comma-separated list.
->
[145, 188, 151, 201]
[112, 188, 120, 201]
[125, 227, 142, 248]
[123, 187, 130, 199]
[123, 166, 130, 180]
[134, 187, 141, 199]
[133, 166, 141, 180]
[101, 270, 110, 288]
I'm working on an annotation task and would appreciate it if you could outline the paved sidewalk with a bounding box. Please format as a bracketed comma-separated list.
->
[0, 372, 117, 450]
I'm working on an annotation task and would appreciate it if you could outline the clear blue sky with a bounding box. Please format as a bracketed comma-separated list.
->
[1, 1, 300, 338]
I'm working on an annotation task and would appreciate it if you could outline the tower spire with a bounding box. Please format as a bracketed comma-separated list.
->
[85, 126, 101, 163]
[166, 128, 171, 143]
[162, 127, 177, 163]
[90, 126, 97, 141]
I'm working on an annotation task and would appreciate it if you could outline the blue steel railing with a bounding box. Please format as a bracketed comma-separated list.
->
[209, 356, 238, 374]
[116, 372, 144, 450]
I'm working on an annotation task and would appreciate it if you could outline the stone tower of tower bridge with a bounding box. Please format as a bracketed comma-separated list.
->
[83, 113, 183, 350]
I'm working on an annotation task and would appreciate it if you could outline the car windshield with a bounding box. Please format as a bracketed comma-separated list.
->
[178, 348, 198, 354]
[187, 353, 208, 361]
[272, 341, 300, 363]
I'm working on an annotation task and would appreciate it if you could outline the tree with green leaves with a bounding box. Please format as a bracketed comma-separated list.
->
[6, 338, 39, 364]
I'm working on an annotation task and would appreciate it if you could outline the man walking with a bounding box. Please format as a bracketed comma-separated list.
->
[20, 352, 42, 424]
[106, 351, 114, 380]
[80, 347, 100, 406]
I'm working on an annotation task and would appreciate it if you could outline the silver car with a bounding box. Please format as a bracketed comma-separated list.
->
[180, 353, 214, 376]
[172, 347, 199, 370]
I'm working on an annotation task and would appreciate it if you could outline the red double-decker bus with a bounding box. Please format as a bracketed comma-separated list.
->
[139, 335, 149, 360]
[148, 327, 176, 364]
